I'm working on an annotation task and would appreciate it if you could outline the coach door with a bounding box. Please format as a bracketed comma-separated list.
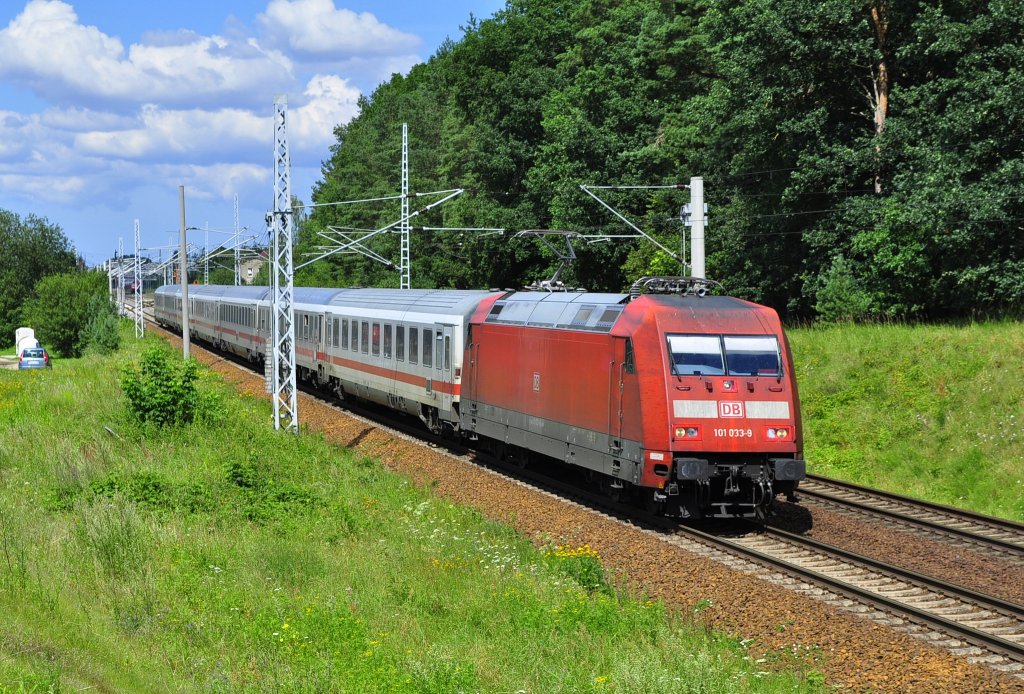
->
[436, 324, 455, 414]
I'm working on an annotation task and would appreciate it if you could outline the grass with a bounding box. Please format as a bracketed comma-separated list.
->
[0, 330, 814, 693]
[790, 320, 1024, 521]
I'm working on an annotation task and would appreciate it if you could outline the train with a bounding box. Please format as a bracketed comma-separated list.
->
[154, 278, 804, 519]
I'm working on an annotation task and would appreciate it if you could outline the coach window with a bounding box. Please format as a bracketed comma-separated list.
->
[350, 321, 358, 352]
[361, 321, 369, 354]
[409, 327, 419, 365]
[342, 319, 349, 349]
[302, 314, 309, 341]
[372, 323, 380, 356]
[383, 324, 393, 359]
[443, 335, 451, 371]
[396, 326, 405, 361]
[333, 319, 339, 348]
[423, 329, 433, 368]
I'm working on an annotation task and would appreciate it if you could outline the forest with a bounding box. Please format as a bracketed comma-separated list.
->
[298, 0, 1024, 322]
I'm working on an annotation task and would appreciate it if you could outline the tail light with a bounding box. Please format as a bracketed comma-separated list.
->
[765, 426, 792, 441]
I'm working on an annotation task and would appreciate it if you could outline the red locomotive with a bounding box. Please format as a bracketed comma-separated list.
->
[155, 277, 803, 519]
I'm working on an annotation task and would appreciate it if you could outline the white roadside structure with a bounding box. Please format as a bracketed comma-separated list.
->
[15, 327, 39, 355]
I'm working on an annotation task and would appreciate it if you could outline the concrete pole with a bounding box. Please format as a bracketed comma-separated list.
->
[690, 176, 705, 279]
[179, 185, 191, 358]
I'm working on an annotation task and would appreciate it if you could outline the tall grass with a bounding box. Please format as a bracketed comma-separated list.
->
[791, 320, 1024, 520]
[0, 333, 814, 692]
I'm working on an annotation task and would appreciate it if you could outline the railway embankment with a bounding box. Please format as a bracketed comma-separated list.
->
[790, 320, 1024, 522]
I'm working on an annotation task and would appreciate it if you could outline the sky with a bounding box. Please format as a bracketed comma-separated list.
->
[0, 0, 506, 266]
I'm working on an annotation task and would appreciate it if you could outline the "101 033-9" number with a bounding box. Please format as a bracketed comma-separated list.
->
[714, 428, 753, 438]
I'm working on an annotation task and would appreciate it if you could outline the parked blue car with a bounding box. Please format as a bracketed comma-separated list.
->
[18, 347, 51, 369]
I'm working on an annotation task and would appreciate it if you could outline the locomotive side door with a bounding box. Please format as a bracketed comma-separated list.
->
[609, 338, 627, 454]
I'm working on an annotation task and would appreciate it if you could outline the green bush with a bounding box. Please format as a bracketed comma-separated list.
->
[20, 271, 110, 357]
[82, 294, 121, 354]
[120, 347, 200, 426]
[814, 256, 874, 323]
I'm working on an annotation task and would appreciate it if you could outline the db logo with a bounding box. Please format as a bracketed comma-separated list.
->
[719, 401, 744, 418]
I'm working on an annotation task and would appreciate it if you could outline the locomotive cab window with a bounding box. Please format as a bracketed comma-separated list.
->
[666, 334, 781, 377]
[723, 336, 781, 376]
[666, 335, 725, 376]
[624, 338, 636, 374]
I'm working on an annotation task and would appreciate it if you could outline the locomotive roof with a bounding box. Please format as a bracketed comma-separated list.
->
[485, 291, 629, 332]
[483, 291, 772, 333]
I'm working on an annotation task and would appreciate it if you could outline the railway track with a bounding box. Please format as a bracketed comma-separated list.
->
[147, 318, 1024, 679]
[668, 524, 1024, 671]
[501, 463, 1024, 677]
[797, 475, 1024, 558]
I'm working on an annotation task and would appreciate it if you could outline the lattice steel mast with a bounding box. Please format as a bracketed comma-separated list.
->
[134, 219, 144, 337]
[117, 236, 125, 314]
[400, 123, 410, 289]
[269, 96, 298, 433]
[234, 194, 241, 285]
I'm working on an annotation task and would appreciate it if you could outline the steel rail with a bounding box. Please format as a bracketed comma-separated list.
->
[762, 525, 1024, 617]
[800, 474, 1024, 554]
[673, 523, 1024, 662]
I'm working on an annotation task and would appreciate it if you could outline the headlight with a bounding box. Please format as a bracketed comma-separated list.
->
[765, 426, 791, 440]
[675, 426, 702, 440]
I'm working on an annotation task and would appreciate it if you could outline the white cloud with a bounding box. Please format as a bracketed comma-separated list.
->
[70, 73, 359, 163]
[155, 162, 270, 202]
[0, 0, 293, 109]
[74, 105, 266, 160]
[0, 173, 88, 205]
[258, 0, 420, 57]
[289, 74, 361, 149]
[39, 107, 136, 132]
